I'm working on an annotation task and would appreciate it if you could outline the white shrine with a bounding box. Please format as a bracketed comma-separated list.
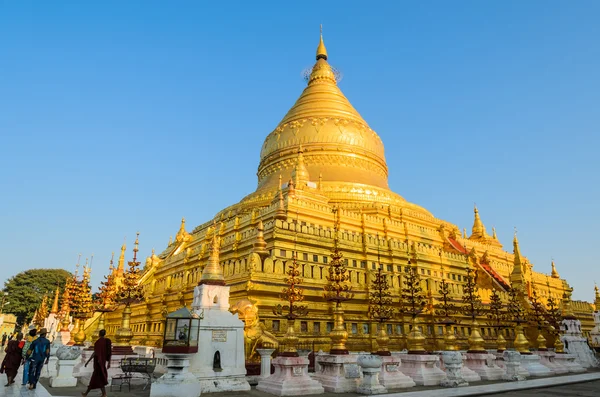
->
[189, 234, 251, 393]
[560, 316, 598, 368]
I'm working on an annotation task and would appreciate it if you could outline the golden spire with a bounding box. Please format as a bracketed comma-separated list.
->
[510, 229, 525, 287]
[275, 186, 287, 221]
[492, 226, 497, 239]
[51, 284, 60, 314]
[594, 283, 600, 309]
[109, 252, 115, 274]
[117, 237, 126, 276]
[316, 24, 328, 60]
[470, 205, 488, 239]
[290, 145, 310, 187]
[199, 234, 225, 286]
[253, 219, 269, 258]
[550, 259, 560, 279]
[133, 232, 139, 262]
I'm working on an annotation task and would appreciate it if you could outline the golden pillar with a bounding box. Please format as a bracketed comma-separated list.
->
[115, 304, 134, 346]
[329, 306, 349, 354]
[514, 325, 530, 354]
[406, 319, 426, 354]
[282, 319, 299, 356]
[68, 318, 79, 346]
[443, 324, 458, 351]
[467, 320, 486, 353]
[73, 318, 86, 345]
[496, 331, 507, 352]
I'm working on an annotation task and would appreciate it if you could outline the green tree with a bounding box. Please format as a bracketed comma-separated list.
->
[3, 269, 72, 325]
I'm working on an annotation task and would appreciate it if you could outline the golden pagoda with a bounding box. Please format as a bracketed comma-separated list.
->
[104, 29, 592, 352]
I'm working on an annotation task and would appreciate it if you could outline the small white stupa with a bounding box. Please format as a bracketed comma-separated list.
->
[189, 233, 250, 393]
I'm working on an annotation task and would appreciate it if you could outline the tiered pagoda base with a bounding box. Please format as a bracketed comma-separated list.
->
[553, 353, 586, 373]
[535, 351, 569, 374]
[256, 356, 324, 396]
[398, 354, 447, 386]
[464, 352, 504, 381]
[520, 354, 553, 377]
[312, 354, 360, 393]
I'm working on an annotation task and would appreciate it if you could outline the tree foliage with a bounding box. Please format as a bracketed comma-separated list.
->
[3, 269, 72, 325]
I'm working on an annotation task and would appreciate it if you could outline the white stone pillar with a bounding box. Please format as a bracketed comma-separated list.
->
[150, 354, 201, 397]
[357, 354, 386, 395]
[50, 345, 82, 387]
[256, 348, 275, 379]
[502, 351, 526, 381]
[50, 359, 79, 387]
[440, 351, 468, 387]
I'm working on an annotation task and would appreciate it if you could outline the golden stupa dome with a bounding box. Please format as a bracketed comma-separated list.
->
[257, 31, 389, 194]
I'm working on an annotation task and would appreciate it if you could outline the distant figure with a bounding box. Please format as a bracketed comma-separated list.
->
[26, 328, 50, 390]
[21, 328, 37, 386]
[82, 329, 112, 397]
[1, 333, 6, 347]
[0, 332, 23, 386]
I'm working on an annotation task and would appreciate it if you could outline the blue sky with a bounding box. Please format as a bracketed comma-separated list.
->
[0, 1, 598, 301]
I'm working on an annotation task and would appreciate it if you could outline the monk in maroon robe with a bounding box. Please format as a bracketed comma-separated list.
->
[82, 329, 111, 397]
[1, 332, 23, 386]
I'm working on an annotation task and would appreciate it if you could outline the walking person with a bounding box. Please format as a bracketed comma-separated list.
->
[21, 328, 37, 386]
[0, 332, 23, 386]
[1, 333, 6, 347]
[81, 329, 112, 397]
[25, 328, 50, 390]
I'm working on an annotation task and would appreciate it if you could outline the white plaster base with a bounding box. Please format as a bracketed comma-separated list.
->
[439, 351, 468, 388]
[40, 356, 58, 379]
[464, 352, 504, 381]
[460, 353, 481, 383]
[313, 353, 360, 393]
[73, 348, 94, 385]
[535, 351, 569, 375]
[520, 354, 553, 377]
[378, 355, 415, 389]
[554, 353, 586, 373]
[399, 354, 447, 386]
[150, 354, 201, 397]
[256, 356, 324, 396]
[50, 359, 78, 388]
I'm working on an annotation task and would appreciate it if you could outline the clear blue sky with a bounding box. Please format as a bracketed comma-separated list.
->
[0, 1, 598, 301]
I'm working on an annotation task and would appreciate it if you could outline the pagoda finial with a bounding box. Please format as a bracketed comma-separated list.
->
[133, 232, 140, 263]
[118, 238, 126, 275]
[492, 226, 497, 239]
[316, 24, 328, 60]
[470, 204, 488, 239]
[594, 283, 600, 308]
[253, 219, 269, 258]
[109, 252, 115, 273]
[551, 259, 560, 279]
[50, 284, 60, 314]
[510, 228, 525, 286]
[199, 233, 225, 286]
[291, 145, 310, 188]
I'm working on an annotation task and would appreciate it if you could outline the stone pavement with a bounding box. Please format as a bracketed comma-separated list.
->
[0, 355, 598, 397]
[489, 379, 600, 396]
